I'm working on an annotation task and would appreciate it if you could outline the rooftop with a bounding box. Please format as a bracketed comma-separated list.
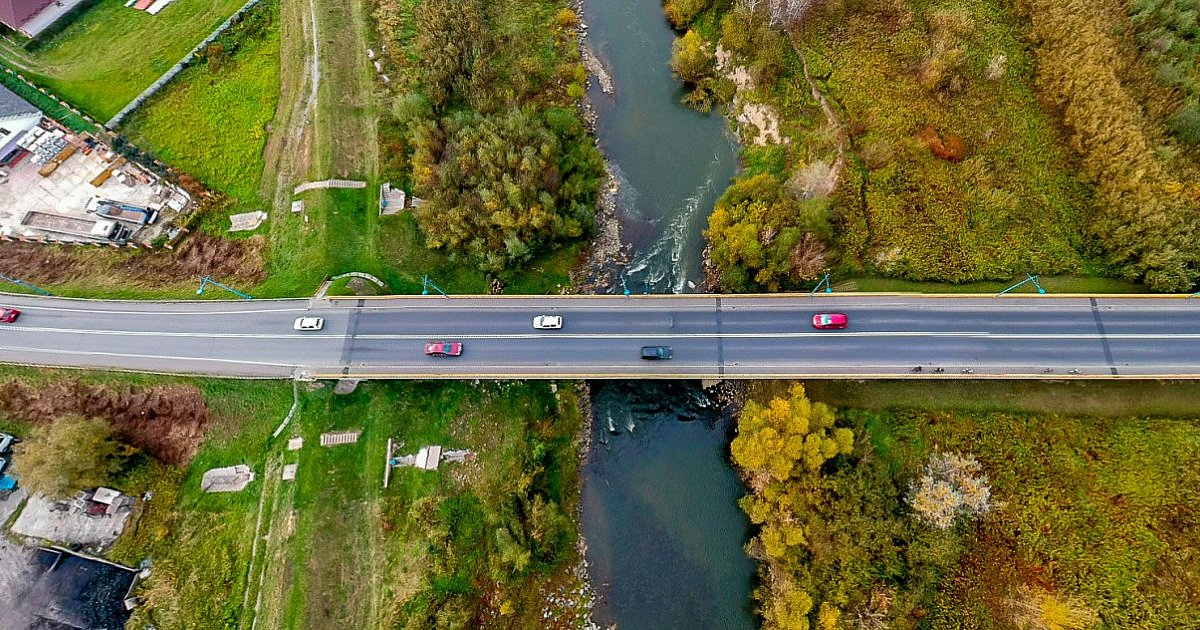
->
[0, 84, 39, 121]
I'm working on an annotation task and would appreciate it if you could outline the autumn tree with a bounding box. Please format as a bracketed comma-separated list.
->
[671, 30, 714, 86]
[411, 0, 487, 108]
[706, 174, 832, 292]
[907, 450, 991, 530]
[410, 106, 603, 272]
[732, 385, 853, 630]
[664, 0, 714, 29]
[1023, 0, 1200, 291]
[14, 416, 132, 499]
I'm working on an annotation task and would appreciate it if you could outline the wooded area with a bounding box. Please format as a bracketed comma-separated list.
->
[375, 0, 602, 273]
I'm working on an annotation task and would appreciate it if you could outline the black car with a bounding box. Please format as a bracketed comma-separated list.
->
[641, 345, 673, 360]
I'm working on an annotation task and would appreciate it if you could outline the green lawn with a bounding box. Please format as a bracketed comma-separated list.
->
[1, 0, 249, 119]
[121, 4, 280, 209]
[64, 374, 587, 629]
[798, 379, 1200, 417]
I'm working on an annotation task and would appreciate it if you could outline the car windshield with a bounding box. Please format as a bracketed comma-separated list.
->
[819, 315, 832, 325]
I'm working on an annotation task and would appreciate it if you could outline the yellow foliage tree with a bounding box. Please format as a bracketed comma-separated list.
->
[733, 385, 854, 629]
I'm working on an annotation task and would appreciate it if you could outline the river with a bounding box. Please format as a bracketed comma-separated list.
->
[578, 0, 754, 627]
[583, 0, 738, 294]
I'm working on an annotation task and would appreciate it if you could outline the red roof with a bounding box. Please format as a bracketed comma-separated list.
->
[0, 0, 54, 30]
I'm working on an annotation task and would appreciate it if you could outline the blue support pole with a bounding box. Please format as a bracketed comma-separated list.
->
[997, 274, 1044, 297]
[0, 272, 51, 296]
[421, 275, 449, 298]
[619, 272, 630, 296]
[196, 276, 253, 300]
[809, 273, 831, 297]
[1029, 274, 1046, 295]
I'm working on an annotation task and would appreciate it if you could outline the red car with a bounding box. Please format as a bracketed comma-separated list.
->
[424, 341, 463, 357]
[811, 313, 847, 329]
[0, 308, 19, 323]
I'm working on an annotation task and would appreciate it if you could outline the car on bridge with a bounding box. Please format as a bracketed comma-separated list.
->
[811, 313, 848, 330]
[641, 345, 673, 360]
[293, 316, 324, 331]
[425, 341, 463, 357]
[532, 315, 563, 329]
[0, 308, 20, 323]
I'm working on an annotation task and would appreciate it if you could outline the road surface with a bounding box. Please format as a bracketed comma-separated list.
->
[0, 294, 1197, 379]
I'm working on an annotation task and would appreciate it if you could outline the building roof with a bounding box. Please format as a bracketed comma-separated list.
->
[0, 0, 53, 31]
[0, 84, 39, 121]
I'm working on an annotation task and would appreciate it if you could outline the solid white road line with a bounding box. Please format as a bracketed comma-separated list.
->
[0, 346, 297, 367]
[3, 326, 1200, 341]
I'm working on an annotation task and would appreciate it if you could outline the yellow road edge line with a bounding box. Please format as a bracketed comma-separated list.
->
[309, 372, 1200, 380]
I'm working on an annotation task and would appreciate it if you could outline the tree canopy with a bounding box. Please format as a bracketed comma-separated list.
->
[731, 385, 853, 629]
[409, 106, 603, 272]
[706, 174, 832, 292]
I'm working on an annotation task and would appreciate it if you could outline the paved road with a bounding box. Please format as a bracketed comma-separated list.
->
[0, 294, 1197, 379]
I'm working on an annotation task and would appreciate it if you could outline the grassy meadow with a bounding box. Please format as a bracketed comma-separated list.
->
[120, 4, 280, 210]
[0, 0, 249, 119]
[740, 380, 1200, 627]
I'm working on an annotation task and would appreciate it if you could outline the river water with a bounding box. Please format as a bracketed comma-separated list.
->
[584, 0, 738, 293]
[578, 1, 754, 627]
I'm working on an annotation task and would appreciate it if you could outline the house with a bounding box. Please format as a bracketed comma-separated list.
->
[0, 0, 90, 38]
[0, 84, 41, 163]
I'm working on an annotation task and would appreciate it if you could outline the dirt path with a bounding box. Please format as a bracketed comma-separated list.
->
[260, 0, 322, 215]
[795, 44, 848, 194]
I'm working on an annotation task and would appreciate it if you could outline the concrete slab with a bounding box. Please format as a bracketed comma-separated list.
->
[229, 211, 267, 232]
[0, 130, 189, 244]
[200, 465, 255, 492]
[9, 494, 131, 546]
[320, 431, 361, 446]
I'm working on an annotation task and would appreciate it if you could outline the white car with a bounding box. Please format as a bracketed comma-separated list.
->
[532, 315, 563, 330]
[293, 316, 324, 331]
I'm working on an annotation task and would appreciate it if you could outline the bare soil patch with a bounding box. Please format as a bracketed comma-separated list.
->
[0, 232, 264, 289]
[0, 379, 211, 466]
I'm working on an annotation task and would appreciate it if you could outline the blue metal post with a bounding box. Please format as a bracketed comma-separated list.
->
[619, 272, 630, 296]
[196, 276, 253, 300]
[1029, 274, 1046, 294]
[421, 275, 449, 298]
[997, 274, 1044, 297]
[0, 272, 51, 296]
[809, 273, 831, 297]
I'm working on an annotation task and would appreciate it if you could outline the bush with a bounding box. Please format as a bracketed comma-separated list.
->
[663, 0, 714, 29]
[15, 415, 133, 498]
[1166, 102, 1200, 144]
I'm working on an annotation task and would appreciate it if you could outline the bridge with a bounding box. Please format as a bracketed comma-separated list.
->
[0, 293, 1197, 380]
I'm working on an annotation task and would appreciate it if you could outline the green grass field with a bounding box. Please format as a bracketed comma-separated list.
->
[0, 0, 249, 119]
[121, 6, 279, 209]
[860, 408, 1200, 627]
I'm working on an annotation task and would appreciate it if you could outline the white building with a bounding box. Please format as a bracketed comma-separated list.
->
[0, 85, 42, 164]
